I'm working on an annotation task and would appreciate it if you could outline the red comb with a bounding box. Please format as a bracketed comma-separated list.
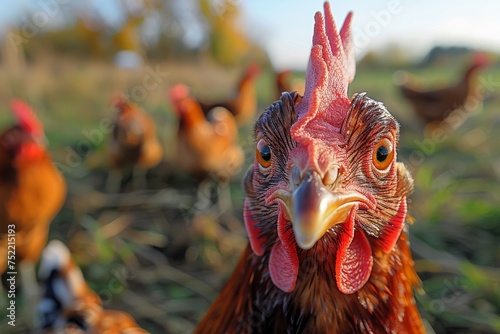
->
[169, 84, 190, 104]
[10, 99, 44, 137]
[246, 63, 261, 77]
[293, 2, 354, 136]
[110, 93, 129, 110]
[472, 52, 490, 67]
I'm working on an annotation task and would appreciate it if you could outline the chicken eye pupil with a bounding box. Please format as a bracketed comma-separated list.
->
[376, 145, 389, 162]
[260, 145, 271, 161]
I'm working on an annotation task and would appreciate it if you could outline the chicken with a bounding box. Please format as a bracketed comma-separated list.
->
[196, 3, 425, 333]
[169, 84, 244, 210]
[106, 95, 163, 192]
[396, 52, 489, 128]
[0, 100, 66, 300]
[37, 240, 149, 333]
[198, 64, 261, 125]
[275, 70, 305, 96]
[276, 70, 293, 96]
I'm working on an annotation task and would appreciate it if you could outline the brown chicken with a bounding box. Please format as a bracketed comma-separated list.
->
[169, 84, 244, 210]
[397, 52, 489, 127]
[275, 70, 305, 96]
[37, 240, 149, 333]
[169, 84, 244, 182]
[276, 70, 293, 96]
[198, 63, 261, 125]
[0, 100, 66, 294]
[106, 95, 163, 191]
[196, 3, 425, 333]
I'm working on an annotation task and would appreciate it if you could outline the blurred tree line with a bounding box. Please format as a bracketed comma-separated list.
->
[358, 44, 500, 69]
[0, 0, 268, 66]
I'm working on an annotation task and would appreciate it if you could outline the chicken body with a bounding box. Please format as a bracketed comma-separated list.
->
[106, 97, 162, 190]
[37, 240, 149, 334]
[198, 64, 260, 126]
[170, 84, 243, 182]
[397, 54, 489, 125]
[196, 3, 424, 333]
[0, 100, 66, 276]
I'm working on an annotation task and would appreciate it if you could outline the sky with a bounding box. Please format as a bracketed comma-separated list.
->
[0, 0, 499, 70]
[241, 0, 500, 69]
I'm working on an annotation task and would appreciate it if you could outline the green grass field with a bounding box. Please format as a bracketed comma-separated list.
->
[1, 56, 500, 333]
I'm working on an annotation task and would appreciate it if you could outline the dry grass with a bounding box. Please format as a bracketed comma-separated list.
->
[0, 55, 499, 333]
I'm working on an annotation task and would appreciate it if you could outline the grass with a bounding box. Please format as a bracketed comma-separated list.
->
[0, 55, 499, 333]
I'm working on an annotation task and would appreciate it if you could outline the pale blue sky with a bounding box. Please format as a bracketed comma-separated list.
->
[0, 0, 499, 70]
[241, 0, 500, 69]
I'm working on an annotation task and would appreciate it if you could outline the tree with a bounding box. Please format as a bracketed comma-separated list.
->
[199, 0, 251, 66]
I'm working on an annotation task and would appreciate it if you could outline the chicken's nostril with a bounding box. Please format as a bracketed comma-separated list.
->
[291, 165, 301, 186]
[322, 167, 339, 186]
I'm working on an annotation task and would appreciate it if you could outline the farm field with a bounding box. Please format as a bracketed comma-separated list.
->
[0, 54, 499, 333]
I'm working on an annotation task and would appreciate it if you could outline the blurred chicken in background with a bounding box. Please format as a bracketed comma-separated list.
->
[395, 52, 490, 131]
[169, 84, 244, 211]
[198, 63, 261, 126]
[37, 240, 149, 333]
[276, 70, 293, 97]
[275, 70, 305, 97]
[0, 100, 66, 311]
[106, 95, 163, 192]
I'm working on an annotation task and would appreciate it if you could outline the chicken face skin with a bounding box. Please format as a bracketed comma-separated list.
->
[245, 91, 413, 294]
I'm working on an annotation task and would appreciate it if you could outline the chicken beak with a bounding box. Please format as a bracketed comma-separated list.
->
[284, 171, 369, 250]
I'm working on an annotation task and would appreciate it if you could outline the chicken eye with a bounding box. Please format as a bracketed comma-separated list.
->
[372, 138, 394, 170]
[256, 139, 272, 168]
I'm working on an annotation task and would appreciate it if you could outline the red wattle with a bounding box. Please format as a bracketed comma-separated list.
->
[335, 208, 373, 294]
[244, 199, 264, 256]
[269, 208, 299, 292]
[269, 240, 298, 293]
[380, 198, 406, 253]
